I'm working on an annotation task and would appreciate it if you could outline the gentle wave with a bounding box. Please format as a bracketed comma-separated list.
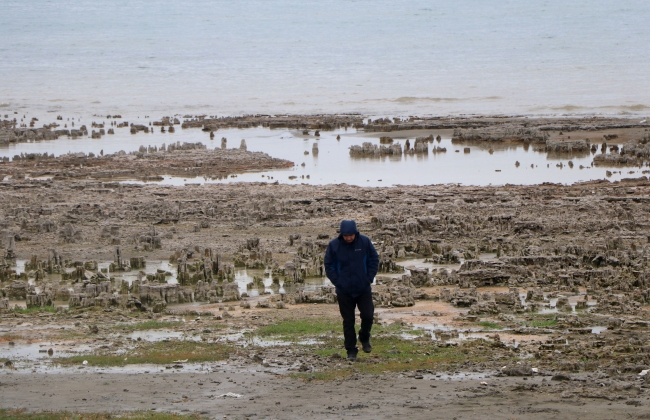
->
[1, 0, 649, 117]
[529, 104, 650, 115]
[392, 97, 462, 104]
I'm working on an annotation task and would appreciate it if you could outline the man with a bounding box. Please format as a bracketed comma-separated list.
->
[324, 220, 379, 361]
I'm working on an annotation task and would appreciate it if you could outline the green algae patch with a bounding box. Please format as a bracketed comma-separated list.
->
[300, 334, 484, 380]
[478, 321, 504, 330]
[53, 340, 232, 367]
[255, 319, 341, 340]
[13, 306, 57, 315]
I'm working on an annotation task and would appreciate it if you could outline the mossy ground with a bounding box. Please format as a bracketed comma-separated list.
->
[477, 321, 504, 330]
[254, 320, 490, 380]
[13, 306, 57, 315]
[54, 340, 232, 367]
[523, 313, 559, 328]
[254, 318, 341, 339]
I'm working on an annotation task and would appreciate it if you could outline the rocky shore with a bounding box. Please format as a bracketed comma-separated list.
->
[2, 177, 650, 342]
[1, 114, 650, 417]
[1, 142, 293, 181]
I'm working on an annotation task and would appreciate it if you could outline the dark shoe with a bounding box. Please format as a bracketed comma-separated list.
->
[347, 352, 357, 361]
[361, 341, 372, 353]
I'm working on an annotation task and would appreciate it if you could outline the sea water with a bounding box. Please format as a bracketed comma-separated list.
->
[1, 0, 649, 118]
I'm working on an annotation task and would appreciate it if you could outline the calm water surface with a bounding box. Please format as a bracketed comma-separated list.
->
[0, 120, 634, 186]
[1, 0, 649, 117]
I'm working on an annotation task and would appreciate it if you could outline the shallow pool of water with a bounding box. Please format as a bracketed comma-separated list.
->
[97, 260, 331, 296]
[590, 326, 607, 334]
[14, 259, 26, 275]
[102, 260, 178, 285]
[0, 122, 634, 186]
[127, 330, 185, 342]
[215, 331, 322, 348]
[0, 341, 92, 361]
[393, 254, 498, 276]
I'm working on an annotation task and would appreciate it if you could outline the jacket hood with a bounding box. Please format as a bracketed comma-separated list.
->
[340, 220, 359, 235]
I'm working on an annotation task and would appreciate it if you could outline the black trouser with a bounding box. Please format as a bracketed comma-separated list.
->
[337, 290, 374, 355]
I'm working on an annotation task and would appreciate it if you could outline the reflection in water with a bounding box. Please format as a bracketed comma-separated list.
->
[96, 261, 331, 297]
[9, 256, 332, 304]
[0, 123, 633, 186]
[98, 260, 178, 285]
[128, 330, 184, 342]
[395, 254, 498, 274]
[15, 259, 26, 275]
[234, 268, 331, 296]
[4, 254, 600, 320]
[545, 150, 592, 160]
[0, 342, 92, 361]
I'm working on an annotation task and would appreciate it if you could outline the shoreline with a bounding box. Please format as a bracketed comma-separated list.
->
[2, 101, 649, 121]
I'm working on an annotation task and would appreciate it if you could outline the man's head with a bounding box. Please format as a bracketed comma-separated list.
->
[340, 220, 358, 243]
[342, 234, 355, 243]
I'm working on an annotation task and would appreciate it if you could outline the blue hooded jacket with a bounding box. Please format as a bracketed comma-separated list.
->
[324, 220, 379, 297]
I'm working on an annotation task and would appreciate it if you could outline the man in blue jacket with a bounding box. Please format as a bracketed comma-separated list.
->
[324, 220, 379, 361]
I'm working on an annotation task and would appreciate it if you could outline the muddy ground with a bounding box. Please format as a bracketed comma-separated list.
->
[1, 300, 649, 419]
[1, 115, 650, 419]
[2, 370, 648, 420]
